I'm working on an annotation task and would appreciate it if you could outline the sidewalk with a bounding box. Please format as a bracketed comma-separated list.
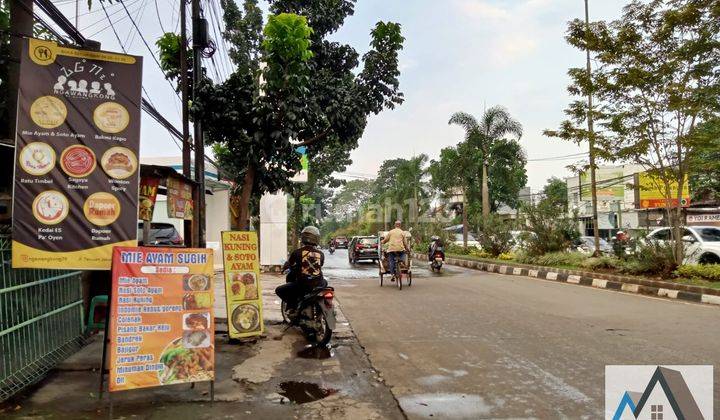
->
[1, 273, 401, 419]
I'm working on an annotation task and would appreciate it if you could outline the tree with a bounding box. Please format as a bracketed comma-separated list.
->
[371, 155, 429, 228]
[160, 0, 405, 229]
[560, 0, 720, 264]
[449, 106, 523, 216]
[330, 179, 375, 221]
[540, 177, 569, 211]
[688, 118, 720, 203]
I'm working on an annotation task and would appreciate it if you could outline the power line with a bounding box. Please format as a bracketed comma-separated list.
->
[154, 0, 166, 33]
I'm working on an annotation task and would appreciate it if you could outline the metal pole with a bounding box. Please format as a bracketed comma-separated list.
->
[584, 0, 601, 256]
[7, 0, 33, 140]
[191, 0, 206, 248]
[180, 0, 193, 247]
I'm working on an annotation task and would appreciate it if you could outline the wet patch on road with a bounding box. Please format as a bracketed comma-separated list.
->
[296, 343, 335, 359]
[278, 381, 338, 404]
[398, 393, 493, 418]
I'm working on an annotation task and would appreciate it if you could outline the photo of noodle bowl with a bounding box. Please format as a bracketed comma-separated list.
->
[231, 303, 260, 333]
[101, 146, 137, 179]
[183, 274, 210, 291]
[158, 338, 213, 385]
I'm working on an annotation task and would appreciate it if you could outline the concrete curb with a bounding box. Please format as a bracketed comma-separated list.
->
[412, 252, 720, 307]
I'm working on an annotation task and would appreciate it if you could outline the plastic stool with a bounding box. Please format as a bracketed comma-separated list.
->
[86, 295, 108, 333]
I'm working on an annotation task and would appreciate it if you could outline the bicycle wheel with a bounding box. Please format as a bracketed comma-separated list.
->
[396, 266, 403, 290]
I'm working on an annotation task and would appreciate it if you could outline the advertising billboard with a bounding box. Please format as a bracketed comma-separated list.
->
[12, 39, 142, 269]
[637, 172, 690, 209]
[221, 231, 264, 339]
[109, 247, 215, 392]
[580, 168, 625, 202]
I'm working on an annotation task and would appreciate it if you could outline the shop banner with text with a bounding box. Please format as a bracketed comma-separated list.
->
[109, 247, 214, 392]
[138, 177, 159, 221]
[12, 39, 143, 269]
[167, 177, 193, 220]
[221, 231, 263, 339]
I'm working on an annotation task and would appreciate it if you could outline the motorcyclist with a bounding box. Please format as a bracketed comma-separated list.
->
[276, 226, 327, 315]
[428, 235, 444, 261]
[382, 220, 409, 280]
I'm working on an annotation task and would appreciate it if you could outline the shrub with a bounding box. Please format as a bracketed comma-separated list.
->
[675, 264, 720, 282]
[498, 252, 516, 261]
[446, 243, 471, 255]
[619, 240, 677, 278]
[581, 256, 619, 270]
[477, 213, 515, 257]
[535, 252, 586, 268]
[468, 248, 491, 258]
[521, 201, 580, 256]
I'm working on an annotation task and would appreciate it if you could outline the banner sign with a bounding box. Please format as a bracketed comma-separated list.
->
[580, 168, 625, 202]
[687, 214, 720, 224]
[109, 247, 214, 392]
[167, 177, 193, 220]
[138, 177, 159, 221]
[637, 172, 690, 209]
[290, 146, 308, 183]
[221, 231, 263, 339]
[12, 39, 143, 269]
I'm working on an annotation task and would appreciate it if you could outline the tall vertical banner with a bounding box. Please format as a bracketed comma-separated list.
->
[109, 247, 214, 392]
[221, 231, 264, 339]
[12, 39, 143, 269]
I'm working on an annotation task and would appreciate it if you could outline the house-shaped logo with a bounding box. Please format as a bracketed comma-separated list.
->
[606, 365, 712, 420]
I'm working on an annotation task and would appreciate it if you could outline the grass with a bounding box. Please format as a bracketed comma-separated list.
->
[673, 277, 720, 290]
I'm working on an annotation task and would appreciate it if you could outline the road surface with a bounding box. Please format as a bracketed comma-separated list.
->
[324, 248, 720, 419]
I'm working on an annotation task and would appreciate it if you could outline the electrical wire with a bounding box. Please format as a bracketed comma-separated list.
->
[154, 0, 166, 33]
[124, 0, 148, 50]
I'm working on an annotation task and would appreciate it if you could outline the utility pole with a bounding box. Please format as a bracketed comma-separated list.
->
[191, 0, 206, 247]
[180, 0, 192, 247]
[7, 0, 33, 141]
[584, 0, 601, 256]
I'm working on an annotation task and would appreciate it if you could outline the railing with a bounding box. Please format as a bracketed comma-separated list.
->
[0, 234, 85, 401]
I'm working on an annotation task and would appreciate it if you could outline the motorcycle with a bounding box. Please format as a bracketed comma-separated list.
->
[429, 243, 445, 272]
[329, 245, 335, 255]
[280, 278, 336, 345]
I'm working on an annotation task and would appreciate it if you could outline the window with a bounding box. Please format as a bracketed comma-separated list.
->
[698, 228, 720, 242]
[651, 404, 663, 420]
[650, 229, 672, 241]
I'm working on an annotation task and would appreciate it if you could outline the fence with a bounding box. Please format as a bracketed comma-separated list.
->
[0, 234, 85, 401]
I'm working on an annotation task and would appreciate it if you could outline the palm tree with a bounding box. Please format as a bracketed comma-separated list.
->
[449, 106, 523, 216]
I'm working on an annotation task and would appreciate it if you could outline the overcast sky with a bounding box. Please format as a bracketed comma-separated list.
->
[55, 0, 627, 191]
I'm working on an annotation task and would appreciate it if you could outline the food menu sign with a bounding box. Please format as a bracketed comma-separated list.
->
[109, 247, 214, 392]
[167, 177, 193, 220]
[12, 38, 142, 269]
[221, 231, 264, 339]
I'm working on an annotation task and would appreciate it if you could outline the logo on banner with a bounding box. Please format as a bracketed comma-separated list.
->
[52, 59, 117, 100]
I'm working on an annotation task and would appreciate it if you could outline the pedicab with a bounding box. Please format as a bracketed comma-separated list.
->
[377, 231, 412, 290]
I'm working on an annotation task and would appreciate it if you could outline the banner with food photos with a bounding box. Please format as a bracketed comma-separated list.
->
[12, 38, 142, 269]
[221, 231, 264, 339]
[109, 247, 214, 392]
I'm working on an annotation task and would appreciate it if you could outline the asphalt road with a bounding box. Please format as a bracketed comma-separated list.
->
[324, 248, 720, 419]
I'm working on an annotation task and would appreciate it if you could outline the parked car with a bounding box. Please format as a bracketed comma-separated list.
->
[334, 236, 349, 249]
[137, 222, 184, 247]
[574, 236, 613, 255]
[349, 236, 379, 264]
[645, 226, 720, 264]
[443, 225, 481, 249]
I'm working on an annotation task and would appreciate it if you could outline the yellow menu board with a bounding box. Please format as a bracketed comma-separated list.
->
[109, 247, 214, 392]
[221, 231, 264, 339]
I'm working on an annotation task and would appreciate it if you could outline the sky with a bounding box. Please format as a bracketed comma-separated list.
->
[52, 0, 628, 192]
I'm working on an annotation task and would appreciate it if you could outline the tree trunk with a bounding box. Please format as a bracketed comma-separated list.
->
[674, 172, 685, 265]
[462, 189, 468, 249]
[237, 164, 256, 230]
[482, 161, 490, 217]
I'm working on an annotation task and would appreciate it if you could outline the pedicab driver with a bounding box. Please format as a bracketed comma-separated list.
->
[382, 220, 410, 279]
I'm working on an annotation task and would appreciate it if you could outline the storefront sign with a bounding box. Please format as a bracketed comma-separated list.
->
[12, 38, 142, 269]
[290, 146, 309, 183]
[138, 177, 159, 221]
[637, 172, 690, 209]
[580, 168, 625, 202]
[109, 247, 214, 392]
[167, 177, 193, 220]
[221, 231, 263, 339]
[687, 214, 720, 224]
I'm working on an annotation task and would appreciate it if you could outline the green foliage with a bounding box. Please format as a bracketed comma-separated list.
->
[515, 251, 587, 268]
[688, 118, 720, 202]
[155, 33, 192, 93]
[477, 213, 515, 257]
[540, 177, 568, 211]
[619, 241, 678, 278]
[522, 201, 580, 256]
[581, 256, 619, 270]
[675, 264, 720, 283]
[263, 13, 314, 65]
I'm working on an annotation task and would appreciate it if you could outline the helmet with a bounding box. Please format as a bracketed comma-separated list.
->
[300, 226, 320, 245]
